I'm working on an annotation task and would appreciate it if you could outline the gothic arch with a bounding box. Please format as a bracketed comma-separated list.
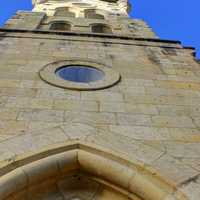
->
[0, 142, 188, 200]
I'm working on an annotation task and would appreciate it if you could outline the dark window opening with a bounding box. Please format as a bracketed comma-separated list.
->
[162, 48, 177, 56]
[100, 0, 118, 2]
[85, 9, 104, 19]
[128, 23, 136, 29]
[54, 7, 75, 17]
[50, 22, 71, 31]
[91, 24, 112, 33]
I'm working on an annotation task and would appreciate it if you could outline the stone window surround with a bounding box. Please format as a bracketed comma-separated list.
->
[49, 21, 72, 31]
[45, 20, 114, 34]
[54, 6, 76, 18]
[48, 20, 73, 31]
[90, 23, 113, 34]
[84, 9, 105, 20]
[39, 59, 121, 91]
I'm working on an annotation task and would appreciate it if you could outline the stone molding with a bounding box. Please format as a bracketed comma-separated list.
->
[0, 28, 183, 48]
[39, 59, 121, 90]
[0, 142, 188, 200]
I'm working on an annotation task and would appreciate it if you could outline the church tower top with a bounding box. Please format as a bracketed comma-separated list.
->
[32, 0, 131, 17]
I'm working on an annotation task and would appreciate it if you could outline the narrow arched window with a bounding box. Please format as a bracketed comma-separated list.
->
[85, 9, 104, 19]
[54, 7, 75, 17]
[128, 23, 137, 30]
[50, 22, 71, 31]
[91, 24, 112, 34]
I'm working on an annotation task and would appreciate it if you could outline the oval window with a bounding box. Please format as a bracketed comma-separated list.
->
[55, 65, 105, 83]
[39, 60, 121, 91]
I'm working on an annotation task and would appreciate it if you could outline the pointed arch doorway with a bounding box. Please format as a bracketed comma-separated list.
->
[0, 143, 188, 200]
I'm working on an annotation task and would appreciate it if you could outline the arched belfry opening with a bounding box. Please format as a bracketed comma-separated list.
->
[54, 7, 75, 17]
[84, 9, 105, 19]
[50, 21, 71, 31]
[91, 24, 112, 33]
[0, 143, 188, 200]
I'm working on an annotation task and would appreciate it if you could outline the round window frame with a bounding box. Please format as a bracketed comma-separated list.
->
[39, 60, 121, 91]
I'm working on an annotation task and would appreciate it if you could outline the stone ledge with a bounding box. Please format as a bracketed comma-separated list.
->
[0, 28, 182, 44]
[0, 30, 184, 50]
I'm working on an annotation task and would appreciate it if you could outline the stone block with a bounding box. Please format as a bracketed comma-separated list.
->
[29, 98, 54, 110]
[151, 115, 196, 128]
[151, 154, 199, 185]
[154, 80, 200, 91]
[54, 99, 98, 112]
[109, 125, 171, 140]
[0, 108, 18, 120]
[81, 91, 123, 102]
[100, 102, 158, 115]
[1, 88, 37, 98]
[117, 113, 152, 126]
[192, 117, 200, 128]
[0, 79, 20, 88]
[36, 88, 81, 100]
[0, 120, 28, 135]
[18, 109, 64, 122]
[61, 123, 98, 140]
[64, 111, 116, 125]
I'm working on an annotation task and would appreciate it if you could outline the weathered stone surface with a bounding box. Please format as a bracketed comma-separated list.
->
[85, 128, 164, 164]
[151, 115, 195, 128]
[54, 99, 98, 112]
[18, 109, 64, 122]
[64, 111, 116, 125]
[0, 2, 199, 199]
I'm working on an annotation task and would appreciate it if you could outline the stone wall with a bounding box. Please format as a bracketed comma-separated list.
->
[0, 29, 200, 199]
[2, 11, 157, 38]
[3, 11, 45, 29]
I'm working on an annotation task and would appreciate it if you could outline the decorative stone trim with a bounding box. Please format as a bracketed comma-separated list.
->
[0, 142, 189, 200]
[39, 60, 121, 90]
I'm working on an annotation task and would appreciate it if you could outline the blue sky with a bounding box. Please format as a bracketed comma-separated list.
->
[0, 0, 199, 58]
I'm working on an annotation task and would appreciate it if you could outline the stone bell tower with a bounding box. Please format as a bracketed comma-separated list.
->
[0, 0, 200, 200]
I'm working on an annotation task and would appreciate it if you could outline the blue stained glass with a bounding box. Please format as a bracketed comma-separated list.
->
[56, 65, 105, 83]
